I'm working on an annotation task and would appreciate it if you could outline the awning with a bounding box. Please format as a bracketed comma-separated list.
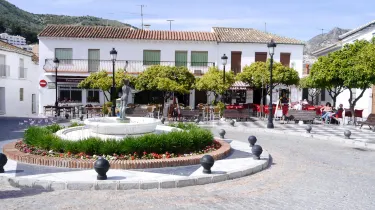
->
[229, 81, 250, 90]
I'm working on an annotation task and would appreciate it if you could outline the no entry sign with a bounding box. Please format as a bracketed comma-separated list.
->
[39, 80, 47, 87]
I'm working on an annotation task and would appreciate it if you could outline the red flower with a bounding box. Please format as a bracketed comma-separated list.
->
[143, 151, 147, 156]
[131, 156, 135, 160]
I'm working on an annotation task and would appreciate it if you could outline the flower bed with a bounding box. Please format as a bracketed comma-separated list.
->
[19, 123, 218, 161]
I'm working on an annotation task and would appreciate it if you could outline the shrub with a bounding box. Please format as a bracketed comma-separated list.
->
[45, 124, 63, 133]
[168, 122, 199, 130]
[23, 126, 213, 156]
[68, 122, 84, 128]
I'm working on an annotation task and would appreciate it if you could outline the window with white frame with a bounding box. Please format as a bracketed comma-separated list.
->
[55, 48, 73, 64]
[58, 85, 82, 103]
[87, 89, 100, 103]
[0, 54, 9, 77]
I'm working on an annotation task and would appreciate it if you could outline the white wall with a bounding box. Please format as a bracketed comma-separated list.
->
[0, 50, 39, 117]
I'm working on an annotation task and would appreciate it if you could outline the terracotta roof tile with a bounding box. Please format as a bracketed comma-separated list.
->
[213, 27, 304, 45]
[0, 40, 34, 56]
[39, 25, 217, 41]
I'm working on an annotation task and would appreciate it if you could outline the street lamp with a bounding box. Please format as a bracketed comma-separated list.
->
[53, 57, 60, 117]
[221, 54, 228, 102]
[110, 48, 117, 117]
[267, 39, 277, 129]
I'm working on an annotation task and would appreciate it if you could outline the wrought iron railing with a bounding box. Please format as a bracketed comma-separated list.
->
[43, 59, 216, 75]
[0, 64, 10, 77]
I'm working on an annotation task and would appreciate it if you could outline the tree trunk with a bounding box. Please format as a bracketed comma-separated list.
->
[103, 91, 110, 102]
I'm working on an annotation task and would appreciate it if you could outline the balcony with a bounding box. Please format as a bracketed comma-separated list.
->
[43, 59, 216, 75]
[0, 64, 10, 77]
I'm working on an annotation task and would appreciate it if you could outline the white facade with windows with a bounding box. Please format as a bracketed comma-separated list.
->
[0, 41, 39, 117]
[37, 25, 304, 113]
[312, 20, 375, 117]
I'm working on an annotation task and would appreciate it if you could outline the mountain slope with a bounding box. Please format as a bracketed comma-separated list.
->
[304, 27, 350, 55]
[0, 0, 135, 44]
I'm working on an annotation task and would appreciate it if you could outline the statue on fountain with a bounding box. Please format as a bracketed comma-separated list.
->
[120, 79, 131, 120]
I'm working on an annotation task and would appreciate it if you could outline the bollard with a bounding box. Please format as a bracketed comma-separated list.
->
[219, 129, 226, 139]
[248, 136, 257, 147]
[344, 130, 351, 139]
[306, 125, 312, 133]
[94, 157, 110, 180]
[200, 155, 214, 174]
[0, 153, 8, 173]
[251, 145, 263, 160]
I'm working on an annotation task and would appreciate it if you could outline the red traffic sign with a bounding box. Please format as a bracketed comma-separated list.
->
[39, 80, 47, 87]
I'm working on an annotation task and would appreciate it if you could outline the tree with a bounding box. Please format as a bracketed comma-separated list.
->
[237, 61, 299, 92]
[78, 70, 136, 101]
[195, 67, 235, 104]
[135, 65, 195, 113]
[309, 53, 346, 107]
[299, 76, 321, 105]
[341, 39, 375, 123]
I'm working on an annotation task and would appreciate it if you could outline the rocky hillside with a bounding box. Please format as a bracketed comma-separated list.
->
[0, 0, 135, 44]
[304, 27, 351, 55]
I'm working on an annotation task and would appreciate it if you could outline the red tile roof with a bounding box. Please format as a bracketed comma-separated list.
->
[213, 27, 304, 45]
[39, 25, 217, 41]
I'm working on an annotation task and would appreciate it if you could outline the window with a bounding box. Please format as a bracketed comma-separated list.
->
[280, 53, 291, 67]
[55, 48, 73, 64]
[0, 54, 9, 77]
[175, 51, 187, 67]
[255, 52, 267, 62]
[143, 50, 160, 65]
[19, 58, 26, 79]
[87, 89, 100, 103]
[191, 51, 208, 66]
[58, 85, 82, 102]
[20, 88, 24, 101]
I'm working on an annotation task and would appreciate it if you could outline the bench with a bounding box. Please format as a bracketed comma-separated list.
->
[356, 114, 375, 130]
[180, 110, 201, 121]
[223, 109, 250, 121]
[285, 110, 316, 124]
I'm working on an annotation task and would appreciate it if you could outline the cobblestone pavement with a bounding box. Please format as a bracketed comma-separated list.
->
[1, 119, 375, 209]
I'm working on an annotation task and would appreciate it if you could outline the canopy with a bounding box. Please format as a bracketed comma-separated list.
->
[229, 81, 250, 90]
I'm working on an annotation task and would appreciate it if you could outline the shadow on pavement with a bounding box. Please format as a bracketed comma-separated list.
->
[0, 188, 51, 199]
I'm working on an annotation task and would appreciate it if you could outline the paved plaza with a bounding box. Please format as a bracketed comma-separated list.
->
[1, 117, 375, 209]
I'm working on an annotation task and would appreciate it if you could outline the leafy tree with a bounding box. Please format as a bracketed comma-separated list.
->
[78, 70, 136, 101]
[309, 53, 346, 107]
[341, 39, 375, 122]
[135, 65, 195, 113]
[195, 67, 235, 103]
[299, 76, 321, 105]
[237, 61, 299, 92]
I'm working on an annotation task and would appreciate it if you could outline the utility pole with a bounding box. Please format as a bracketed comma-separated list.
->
[167, 20, 174, 31]
[137, 5, 146, 30]
[320, 29, 324, 36]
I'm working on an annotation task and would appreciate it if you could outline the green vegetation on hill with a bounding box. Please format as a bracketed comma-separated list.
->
[0, 0, 134, 44]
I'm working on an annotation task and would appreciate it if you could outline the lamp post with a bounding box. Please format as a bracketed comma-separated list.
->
[53, 58, 60, 117]
[110, 48, 117, 117]
[221, 54, 228, 103]
[267, 39, 277, 129]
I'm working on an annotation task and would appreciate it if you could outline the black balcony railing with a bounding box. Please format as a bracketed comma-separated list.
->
[44, 59, 216, 75]
[0, 64, 10, 77]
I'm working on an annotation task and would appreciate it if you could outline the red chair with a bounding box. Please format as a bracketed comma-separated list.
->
[332, 109, 344, 125]
[315, 107, 322, 116]
[354, 109, 364, 122]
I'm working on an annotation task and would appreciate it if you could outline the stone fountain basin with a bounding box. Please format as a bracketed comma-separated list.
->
[84, 117, 161, 135]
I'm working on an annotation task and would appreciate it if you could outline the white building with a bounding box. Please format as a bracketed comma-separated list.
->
[0, 40, 39, 117]
[0, 33, 27, 45]
[37, 25, 304, 113]
[312, 19, 375, 117]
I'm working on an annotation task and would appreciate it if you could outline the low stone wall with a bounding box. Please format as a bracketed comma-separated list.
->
[3, 139, 231, 169]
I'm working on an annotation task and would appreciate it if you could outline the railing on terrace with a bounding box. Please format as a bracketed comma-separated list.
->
[43, 59, 216, 75]
[0, 64, 10, 77]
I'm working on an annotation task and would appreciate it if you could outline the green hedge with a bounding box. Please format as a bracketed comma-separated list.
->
[24, 126, 213, 156]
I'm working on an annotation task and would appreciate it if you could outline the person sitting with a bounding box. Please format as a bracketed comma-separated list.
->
[293, 101, 302, 110]
[321, 102, 333, 123]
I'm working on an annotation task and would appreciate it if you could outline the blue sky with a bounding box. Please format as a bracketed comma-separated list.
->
[8, 0, 375, 40]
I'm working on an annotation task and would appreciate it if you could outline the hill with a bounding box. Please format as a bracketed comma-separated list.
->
[304, 27, 351, 55]
[0, 0, 135, 44]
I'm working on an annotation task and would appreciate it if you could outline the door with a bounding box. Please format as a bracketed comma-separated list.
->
[231, 51, 242, 74]
[19, 58, 25, 78]
[88, 49, 100, 72]
[32, 94, 36, 114]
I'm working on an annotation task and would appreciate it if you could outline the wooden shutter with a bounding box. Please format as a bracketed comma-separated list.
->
[88, 49, 100, 72]
[280, 53, 291, 67]
[255, 52, 267, 62]
[191, 51, 208, 66]
[143, 50, 161, 65]
[175, 51, 187, 67]
[55, 48, 73, 64]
